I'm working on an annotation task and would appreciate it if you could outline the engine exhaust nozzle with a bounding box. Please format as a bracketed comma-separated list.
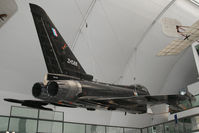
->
[47, 81, 59, 97]
[32, 82, 44, 98]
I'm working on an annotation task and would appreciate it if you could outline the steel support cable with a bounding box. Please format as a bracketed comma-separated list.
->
[98, 0, 126, 84]
[72, 0, 97, 50]
[73, 0, 102, 81]
[81, 30, 101, 81]
[119, 0, 177, 84]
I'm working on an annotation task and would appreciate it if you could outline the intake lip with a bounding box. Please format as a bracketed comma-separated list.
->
[47, 81, 59, 97]
[32, 82, 44, 97]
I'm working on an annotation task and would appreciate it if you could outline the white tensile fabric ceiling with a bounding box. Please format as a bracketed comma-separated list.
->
[0, 0, 198, 95]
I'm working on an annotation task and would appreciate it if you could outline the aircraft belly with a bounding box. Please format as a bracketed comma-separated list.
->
[79, 81, 135, 99]
[33, 80, 136, 103]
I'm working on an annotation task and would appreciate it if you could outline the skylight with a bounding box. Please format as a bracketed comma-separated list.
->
[190, 0, 199, 6]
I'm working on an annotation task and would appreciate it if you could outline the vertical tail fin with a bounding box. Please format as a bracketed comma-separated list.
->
[29, 4, 93, 81]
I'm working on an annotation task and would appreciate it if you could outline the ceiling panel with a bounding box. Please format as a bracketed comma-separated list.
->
[74, 0, 172, 83]
[120, 0, 199, 94]
[75, 0, 94, 16]
[99, 0, 172, 47]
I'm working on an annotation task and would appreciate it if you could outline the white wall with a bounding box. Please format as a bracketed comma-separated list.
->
[109, 112, 152, 128]
[51, 106, 155, 128]
[168, 107, 199, 121]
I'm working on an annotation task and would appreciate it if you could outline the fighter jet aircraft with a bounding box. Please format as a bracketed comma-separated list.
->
[4, 4, 192, 114]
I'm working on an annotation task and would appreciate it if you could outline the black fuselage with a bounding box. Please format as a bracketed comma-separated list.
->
[32, 73, 150, 114]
